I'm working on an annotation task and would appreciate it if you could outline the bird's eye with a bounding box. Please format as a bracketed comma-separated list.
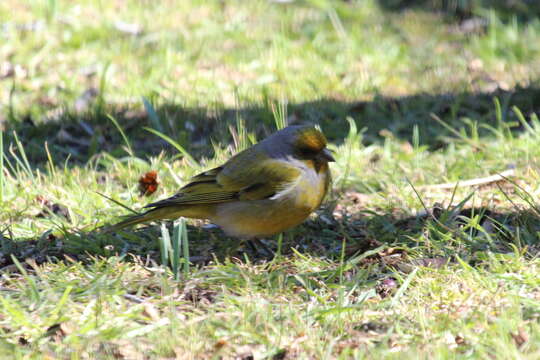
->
[298, 147, 319, 159]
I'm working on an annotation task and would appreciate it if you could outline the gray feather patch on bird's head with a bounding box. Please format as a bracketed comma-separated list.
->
[260, 125, 328, 160]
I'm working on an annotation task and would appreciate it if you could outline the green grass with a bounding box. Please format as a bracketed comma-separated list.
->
[1, 0, 540, 358]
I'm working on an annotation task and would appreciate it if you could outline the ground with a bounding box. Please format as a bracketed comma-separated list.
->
[1, 0, 540, 358]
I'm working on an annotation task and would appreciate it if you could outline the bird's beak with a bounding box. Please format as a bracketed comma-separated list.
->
[320, 148, 335, 162]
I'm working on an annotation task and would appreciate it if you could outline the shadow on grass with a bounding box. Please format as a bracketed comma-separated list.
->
[3, 85, 540, 170]
[2, 200, 539, 272]
[2, 84, 540, 271]
[378, 0, 540, 22]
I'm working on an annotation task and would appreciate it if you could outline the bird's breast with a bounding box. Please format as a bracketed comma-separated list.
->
[289, 159, 330, 211]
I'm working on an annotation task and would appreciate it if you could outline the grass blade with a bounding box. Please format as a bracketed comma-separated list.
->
[430, 113, 485, 150]
[181, 218, 189, 277]
[142, 97, 164, 133]
[94, 191, 139, 215]
[44, 141, 56, 178]
[160, 223, 171, 268]
[271, 99, 288, 130]
[11, 255, 40, 302]
[143, 127, 197, 167]
[339, 117, 358, 191]
[107, 114, 133, 156]
[391, 267, 418, 307]
[512, 106, 534, 134]
[345, 245, 387, 268]
[276, 233, 283, 258]
[50, 285, 73, 320]
[172, 220, 181, 280]
[12, 130, 33, 179]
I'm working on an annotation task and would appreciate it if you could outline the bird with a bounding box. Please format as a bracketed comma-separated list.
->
[104, 125, 334, 239]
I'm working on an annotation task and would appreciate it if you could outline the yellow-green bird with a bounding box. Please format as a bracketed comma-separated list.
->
[105, 125, 334, 238]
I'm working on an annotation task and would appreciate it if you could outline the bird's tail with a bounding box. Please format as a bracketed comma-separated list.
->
[101, 208, 168, 234]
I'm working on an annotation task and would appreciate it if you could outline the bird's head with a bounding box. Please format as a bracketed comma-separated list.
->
[263, 125, 335, 166]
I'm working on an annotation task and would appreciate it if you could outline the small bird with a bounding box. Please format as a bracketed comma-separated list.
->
[105, 125, 334, 238]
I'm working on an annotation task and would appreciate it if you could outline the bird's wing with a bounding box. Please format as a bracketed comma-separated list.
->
[145, 150, 301, 208]
[217, 149, 302, 200]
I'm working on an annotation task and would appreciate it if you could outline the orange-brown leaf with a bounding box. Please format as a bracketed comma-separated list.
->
[139, 170, 159, 196]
